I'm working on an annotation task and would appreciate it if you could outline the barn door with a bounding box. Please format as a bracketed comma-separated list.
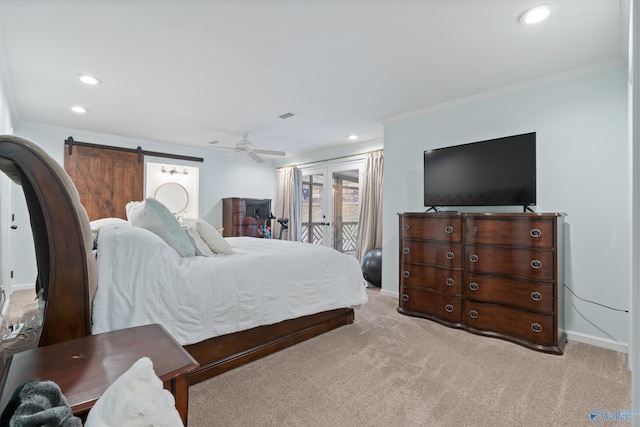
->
[64, 145, 143, 220]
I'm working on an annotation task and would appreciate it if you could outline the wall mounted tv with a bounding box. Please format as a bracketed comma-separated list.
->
[423, 132, 536, 210]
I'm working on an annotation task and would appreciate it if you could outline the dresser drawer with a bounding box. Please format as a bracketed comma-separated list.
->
[400, 241, 462, 269]
[464, 301, 554, 345]
[400, 215, 462, 243]
[464, 217, 554, 248]
[463, 273, 553, 313]
[400, 287, 462, 324]
[464, 245, 554, 281]
[401, 264, 462, 295]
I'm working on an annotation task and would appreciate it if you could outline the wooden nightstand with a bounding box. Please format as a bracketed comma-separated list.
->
[0, 324, 198, 425]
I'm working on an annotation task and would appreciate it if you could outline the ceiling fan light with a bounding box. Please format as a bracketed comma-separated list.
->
[519, 4, 554, 25]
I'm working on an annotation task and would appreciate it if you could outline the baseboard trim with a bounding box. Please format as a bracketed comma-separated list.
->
[565, 330, 628, 354]
[12, 283, 34, 292]
[380, 288, 399, 299]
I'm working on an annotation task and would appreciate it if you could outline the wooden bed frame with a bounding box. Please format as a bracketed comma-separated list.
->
[0, 135, 355, 385]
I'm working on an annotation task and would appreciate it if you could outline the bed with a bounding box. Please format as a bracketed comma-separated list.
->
[0, 135, 367, 385]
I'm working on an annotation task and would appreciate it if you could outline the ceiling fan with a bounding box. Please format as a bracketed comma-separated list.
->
[208, 134, 286, 164]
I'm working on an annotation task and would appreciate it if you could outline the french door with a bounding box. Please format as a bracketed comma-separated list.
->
[301, 161, 362, 256]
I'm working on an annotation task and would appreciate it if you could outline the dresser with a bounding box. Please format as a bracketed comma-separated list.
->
[398, 212, 566, 354]
[222, 197, 271, 238]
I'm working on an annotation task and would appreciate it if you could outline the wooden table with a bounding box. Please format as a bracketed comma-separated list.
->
[0, 324, 199, 425]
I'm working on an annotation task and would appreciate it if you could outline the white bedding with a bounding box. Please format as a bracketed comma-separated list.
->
[92, 223, 368, 345]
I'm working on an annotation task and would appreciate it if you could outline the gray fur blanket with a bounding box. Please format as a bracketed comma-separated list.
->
[0, 379, 82, 427]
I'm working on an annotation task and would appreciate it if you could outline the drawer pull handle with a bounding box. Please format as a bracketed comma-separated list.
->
[445, 278, 454, 286]
[530, 228, 542, 238]
[531, 291, 542, 301]
[402, 294, 409, 302]
[469, 309, 478, 319]
[531, 323, 543, 333]
[445, 304, 454, 313]
[469, 282, 479, 291]
[403, 271, 410, 278]
[531, 259, 542, 269]
[469, 254, 479, 263]
[403, 248, 410, 255]
[403, 224, 410, 231]
[446, 251, 455, 260]
[444, 225, 454, 234]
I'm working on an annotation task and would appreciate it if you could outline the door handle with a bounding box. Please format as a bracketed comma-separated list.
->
[10, 225, 17, 230]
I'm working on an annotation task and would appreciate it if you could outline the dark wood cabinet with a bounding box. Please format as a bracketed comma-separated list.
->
[398, 212, 566, 354]
[222, 197, 272, 237]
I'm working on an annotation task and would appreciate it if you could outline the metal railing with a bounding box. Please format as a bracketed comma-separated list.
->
[301, 221, 358, 255]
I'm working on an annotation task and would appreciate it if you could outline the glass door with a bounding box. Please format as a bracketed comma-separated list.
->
[301, 161, 362, 256]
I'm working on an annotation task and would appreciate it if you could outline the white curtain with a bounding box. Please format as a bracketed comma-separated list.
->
[355, 150, 383, 262]
[274, 166, 302, 241]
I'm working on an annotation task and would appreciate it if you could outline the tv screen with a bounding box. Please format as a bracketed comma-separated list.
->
[423, 132, 536, 208]
[244, 198, 272, 220]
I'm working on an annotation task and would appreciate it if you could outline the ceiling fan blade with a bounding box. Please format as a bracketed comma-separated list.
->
[253, 148, 286, 157]
[248, 152, 266, 163]
[208, 146, 237, 151]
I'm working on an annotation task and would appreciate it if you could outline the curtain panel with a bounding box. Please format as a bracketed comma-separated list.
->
[275, 166, 302, 241]
[355, 150, 383, 262]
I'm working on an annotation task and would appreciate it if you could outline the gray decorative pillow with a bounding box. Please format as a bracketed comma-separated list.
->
[126, 197, 195, 257]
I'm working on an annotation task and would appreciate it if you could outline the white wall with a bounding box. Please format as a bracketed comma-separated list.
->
[382, 65, 629, 351]
[0, 68, 13, 297]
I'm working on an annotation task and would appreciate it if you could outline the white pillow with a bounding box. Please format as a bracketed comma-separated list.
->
[84, 357, 183, 427]
[90, 217, 130, 249]
[182, 218, 233, 255]
[126, 198, 195, 257]
[90, 217, 130, 231]
[183, 225, 215, 257]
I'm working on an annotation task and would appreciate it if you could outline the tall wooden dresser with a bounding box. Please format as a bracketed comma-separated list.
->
[398, 212, 566, 354]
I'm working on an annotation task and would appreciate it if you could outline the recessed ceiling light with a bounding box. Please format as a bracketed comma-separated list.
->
[519, 4, 554, 25]
[71, 105, 89, 114]
[347, 134, 358, 141]
[78, 74, 102, 85]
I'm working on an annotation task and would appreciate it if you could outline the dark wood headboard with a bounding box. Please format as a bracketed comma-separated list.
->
[0, 136, 96, 346]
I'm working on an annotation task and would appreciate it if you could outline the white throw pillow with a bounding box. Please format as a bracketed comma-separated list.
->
[183, 225, 215, 257]
[126, 198, 195, 257]
[182, 218, 233, 255]
[84, 357, 183, 427]
[89, 217, 130, 249]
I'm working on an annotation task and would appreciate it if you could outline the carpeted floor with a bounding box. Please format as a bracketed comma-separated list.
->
[3, 288, 631, 426]
[188, 288, 631, 427]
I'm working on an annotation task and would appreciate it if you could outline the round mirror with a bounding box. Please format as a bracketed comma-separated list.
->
[154, 182, 189, 215]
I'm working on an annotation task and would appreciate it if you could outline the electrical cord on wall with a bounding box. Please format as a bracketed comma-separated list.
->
[563, 284, 629, 313]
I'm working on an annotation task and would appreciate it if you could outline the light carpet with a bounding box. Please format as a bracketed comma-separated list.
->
[188, 288, 631, 427]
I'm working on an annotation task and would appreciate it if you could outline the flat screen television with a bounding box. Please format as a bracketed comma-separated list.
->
[423, 132, 536, 209]
[244, 198, 272, 220]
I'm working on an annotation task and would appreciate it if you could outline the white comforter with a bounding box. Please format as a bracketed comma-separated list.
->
[92, 224, 368, 345]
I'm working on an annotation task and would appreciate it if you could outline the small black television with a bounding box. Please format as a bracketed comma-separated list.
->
[244, 198, 272, 220]
[423, 132, 536, 209]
